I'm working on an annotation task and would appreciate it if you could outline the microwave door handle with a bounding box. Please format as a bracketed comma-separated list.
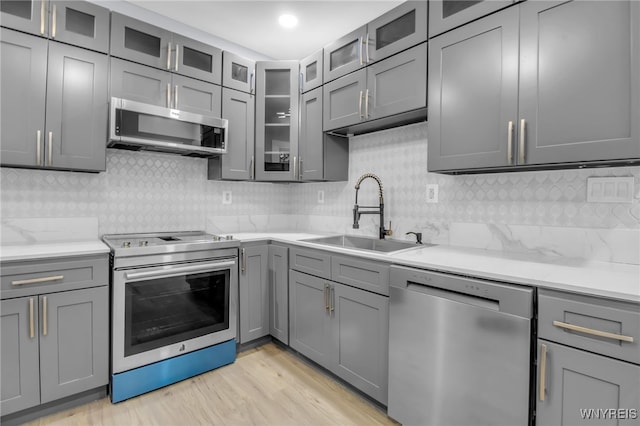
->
[124, 260, 236, 282]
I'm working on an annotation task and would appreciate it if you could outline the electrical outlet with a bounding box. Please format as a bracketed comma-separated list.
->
[587, 177, 634, 203]
[317, 190, 325, 204]
[222, 191, 232, 205]
[426, 184, 439, 203]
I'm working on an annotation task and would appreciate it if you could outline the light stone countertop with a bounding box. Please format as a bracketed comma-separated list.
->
[1, 231, 637, 303]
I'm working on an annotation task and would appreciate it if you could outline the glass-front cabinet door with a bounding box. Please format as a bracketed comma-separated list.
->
[323, 25, 367, 83]
[255, 61, 299, 181]
[429, 0, 514, 38]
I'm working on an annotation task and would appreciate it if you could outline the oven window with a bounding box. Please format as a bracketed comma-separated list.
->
[124, 269, 230, 357]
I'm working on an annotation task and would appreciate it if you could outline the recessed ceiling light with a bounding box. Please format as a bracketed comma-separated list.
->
[278, 14, 298, 28]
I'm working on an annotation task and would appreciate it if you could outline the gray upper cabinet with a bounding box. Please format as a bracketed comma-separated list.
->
[1, 0, 109, 52]
[172, 33, 222, 85]
[0, 29, 47, 169]
[367, 1, 427, 64]
[110, 12, 171, 71]
[518, 0, 640, 166]
[1, 0, 48, 37]
[45, 42, 107, 171]
[323, 25, 367, 83]
[324, 42, 427, 133]
[110, 58, 172, 107]
[300, 87, 349, 182]
[222, 51, 255, 94]
[1, 29, 107, 172]
[367, 43, 427, 121]
[208, 88, 255, 180]
[300, 49, 323, 93]
[429, 0, 640, 173]
[255, 60, 299, 181]
[49, 1, 109, 53]
[429, 0, 514, 38]
[428, 7, 519, 172]
[1, 297, 40, 416]
[173, 74, 221, 116]
[269, 244, 289, 345]
[239, 245, 269, 344]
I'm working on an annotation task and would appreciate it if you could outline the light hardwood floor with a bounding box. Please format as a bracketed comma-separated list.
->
[27, 343, 398, 426]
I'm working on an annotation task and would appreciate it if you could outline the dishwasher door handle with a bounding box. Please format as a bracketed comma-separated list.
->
[407, 283, 499, 311]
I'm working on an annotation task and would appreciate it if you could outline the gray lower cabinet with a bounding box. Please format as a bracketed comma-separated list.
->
[268, 244, 289, 345]
[323, 42, 427, 133]
[0, 29, 107, 172]
[289, 270, 389, 404]
[239, 245, 269, 344]
[299, 87, 349, 182]
[1, 287, 108, 417]
[208, 88, 255, 180]
[428, 0, 640, 173]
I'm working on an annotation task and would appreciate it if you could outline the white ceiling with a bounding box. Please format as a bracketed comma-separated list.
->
[128, 1, 404, 60]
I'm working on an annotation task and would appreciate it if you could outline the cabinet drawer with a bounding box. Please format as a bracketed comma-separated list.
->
[331, 255, 389, 296]
[539, 289, 640, 364]
[289, 247, 331, 280]
[1, 255, 108, 299]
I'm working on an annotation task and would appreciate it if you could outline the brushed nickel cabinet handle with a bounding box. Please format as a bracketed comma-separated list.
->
[42, 296, 48, 336]
[36, 130, 42, 166]
[29, 298, 35, 339]
[292, 156, 297, 180]
[553, 320, 634, 343]
[539, 343, 547, 401]
[51, 4, 57, 38]
[174, 85, 179, 108]
[365, 33, 370, 64]
[12, 275, 64, 286]
[40, 0, 46, 35]
[324, 284, 329, 313]
[249, 156, 254, 180]
[47, 131, 53, 166]
[358, 90, 363, 118]
[167, 83, 171, 108]
[365, 89, 369, 119]
[330, 285, 335, 313]
[174, 44, 179, 72]
[519, 118, 526, 164]
[299, 157, 303, 180]
[507, 121, 514, 165]
[358, 36, 363, 66]
[167, 42, 172, 70]
[250, 70, 255, 94]
[241, 248, 246, 273]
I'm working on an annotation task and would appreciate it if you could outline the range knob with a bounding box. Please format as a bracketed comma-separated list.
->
[212, 235, 222, 242]
[225, 235, 233, 240]
[139, 240, 149, 247]
[122, 241, 131, 248]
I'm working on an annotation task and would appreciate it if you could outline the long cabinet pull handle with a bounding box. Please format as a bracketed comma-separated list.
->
[167, 83, 171, 108]
[519, 118, 526, 164]
[299, 157, 303, 180]
[174, 85, 179, 108]
[167, 43, 172, 70]
[12, 275, 64, 286]
[42, 296, 48, 336]
[507, 121, 514, 165]
[324, 284, 329, 313]
[539, 343, 547, 401]
[358, 90, 363, 118]
[51, 4, 57, 38]
[358, 37, 363, 66]
[47, 132, 53, 166]
[292, 156, 297, 181]
[553, 320, 634, 343]
[174, 44, 179, 72]
[250, 71, 255, 94]
[249, 156, 254, 180]
[365, 33, 370, 64]
[299, 72, 303, 94]
[330, 285, 335, 313]
[241, 248, 246, 273]
[365, 89, 369, 119]
[36, 130, 42, 166]
[29, 298, 35, 339]
[40, 0, 46, 35]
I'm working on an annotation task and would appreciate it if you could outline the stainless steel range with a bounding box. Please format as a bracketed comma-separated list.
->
[102, 231, 239, 403]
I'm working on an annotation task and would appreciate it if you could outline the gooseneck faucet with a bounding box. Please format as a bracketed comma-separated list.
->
[353, 173, 391, 239]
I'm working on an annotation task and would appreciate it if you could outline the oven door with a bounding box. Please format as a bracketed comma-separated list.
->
[112, 257, 237, 374]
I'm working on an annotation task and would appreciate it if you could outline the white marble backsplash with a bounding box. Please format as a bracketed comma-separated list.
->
[0, 217, 99, 245]
[1, 122, 638, 264]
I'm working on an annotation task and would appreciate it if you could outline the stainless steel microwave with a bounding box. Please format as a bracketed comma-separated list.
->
[109, 97, 228, 158]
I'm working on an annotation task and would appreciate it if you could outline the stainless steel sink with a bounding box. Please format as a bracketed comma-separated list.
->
[302, 235, 420, 253]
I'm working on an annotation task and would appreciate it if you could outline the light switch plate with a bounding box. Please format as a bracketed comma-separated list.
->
[222, 191, 232, 205]
[317, 190, 325, 204]
[426, 184, 439, 203]
[587, 177, 634, 203]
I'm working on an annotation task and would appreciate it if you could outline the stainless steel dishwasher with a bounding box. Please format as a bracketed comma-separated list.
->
[388, 265, 534, 426]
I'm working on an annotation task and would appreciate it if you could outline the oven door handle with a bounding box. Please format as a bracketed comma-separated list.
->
[124, 261, 236, 282]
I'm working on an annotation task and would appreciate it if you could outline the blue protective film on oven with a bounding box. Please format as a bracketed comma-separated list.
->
[110, 339, 236, 403]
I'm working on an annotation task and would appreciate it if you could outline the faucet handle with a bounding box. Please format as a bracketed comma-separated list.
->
[385, 221, 393, 236]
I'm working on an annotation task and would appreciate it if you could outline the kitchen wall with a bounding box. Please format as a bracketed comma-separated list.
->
[2, 122, 638, 264]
